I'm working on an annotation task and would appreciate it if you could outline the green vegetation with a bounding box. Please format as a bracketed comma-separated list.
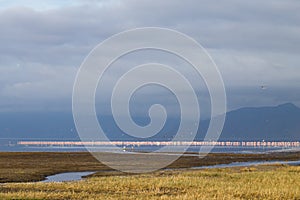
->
[1, 165, 300, 200]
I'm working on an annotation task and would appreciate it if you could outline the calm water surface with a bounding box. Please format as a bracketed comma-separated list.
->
[42, 171, 95, 182]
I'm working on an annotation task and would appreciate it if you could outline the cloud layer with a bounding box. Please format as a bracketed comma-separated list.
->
[0, 0, 300, 113]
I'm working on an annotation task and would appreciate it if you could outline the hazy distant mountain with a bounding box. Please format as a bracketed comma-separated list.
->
[218, 103, 300, 141]
[0, 103, 299, 141]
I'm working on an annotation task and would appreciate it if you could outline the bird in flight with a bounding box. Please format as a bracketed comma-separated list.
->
[261, 85, 267, 90]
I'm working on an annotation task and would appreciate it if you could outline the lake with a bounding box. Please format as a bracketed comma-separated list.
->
[0, 145, 296, 154]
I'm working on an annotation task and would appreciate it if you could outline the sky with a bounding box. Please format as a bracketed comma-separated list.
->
[0, 0, 300, 116]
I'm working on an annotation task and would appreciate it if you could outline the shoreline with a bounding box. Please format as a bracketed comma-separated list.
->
[1, 151, 300, 183]
[41, 159, 300, 183]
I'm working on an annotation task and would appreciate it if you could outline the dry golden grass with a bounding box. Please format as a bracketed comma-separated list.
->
[1, 165, 300, 200]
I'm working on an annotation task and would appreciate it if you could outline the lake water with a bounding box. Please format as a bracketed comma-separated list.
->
[42, 171, 95, 182]
[0, 145, 295, 154]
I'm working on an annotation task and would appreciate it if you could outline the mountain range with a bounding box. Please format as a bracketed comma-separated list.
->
[0, 103, 299, 141]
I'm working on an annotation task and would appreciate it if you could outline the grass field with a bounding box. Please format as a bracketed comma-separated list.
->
[0, 152, 300, 199]
[0, 164, 300, 200]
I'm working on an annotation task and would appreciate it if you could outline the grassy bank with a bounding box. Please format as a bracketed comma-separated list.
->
[1, 165, 300, 199]
[1, 151, 300, 183]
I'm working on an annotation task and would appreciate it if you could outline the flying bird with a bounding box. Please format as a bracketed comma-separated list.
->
[261, 85, 267, 90]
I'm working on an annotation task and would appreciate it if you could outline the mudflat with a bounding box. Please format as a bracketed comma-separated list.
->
[1, 151, 300, 183]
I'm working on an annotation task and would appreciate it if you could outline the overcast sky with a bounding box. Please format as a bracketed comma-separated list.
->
[0, 0, 299, 115]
